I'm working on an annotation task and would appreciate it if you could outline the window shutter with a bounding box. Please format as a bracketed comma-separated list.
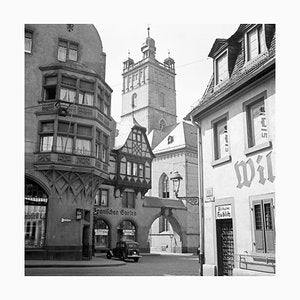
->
[253, 202, 265, 252]
[264, 201, 275, 252]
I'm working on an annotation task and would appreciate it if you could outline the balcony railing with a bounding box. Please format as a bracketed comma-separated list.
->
[35, 152, 109, 175]
[38, 101, 110, 128]
[237, 253, 276, 274]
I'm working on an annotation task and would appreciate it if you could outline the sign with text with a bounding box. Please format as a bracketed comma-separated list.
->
[123, 230, 135, 235]
[216, 205, 232, 219]
[95, 229, 108, 236]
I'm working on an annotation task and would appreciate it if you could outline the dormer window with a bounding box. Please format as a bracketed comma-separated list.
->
[215, 51, 228, 85]
[246, 25, 265, 61]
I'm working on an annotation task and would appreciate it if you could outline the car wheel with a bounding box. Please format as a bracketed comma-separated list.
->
[121, 251, 126, 261]
[133, 258, 139, 262]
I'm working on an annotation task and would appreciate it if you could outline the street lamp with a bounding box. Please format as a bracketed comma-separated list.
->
[170, 170, 204, 276]
[55, 100, 72, 117]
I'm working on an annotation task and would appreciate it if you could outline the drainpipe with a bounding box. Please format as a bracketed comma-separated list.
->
[190, 116, 205, 276]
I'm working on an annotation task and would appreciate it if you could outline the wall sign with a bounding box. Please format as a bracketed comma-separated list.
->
[95, 229, 108, 235]
[234, 151, 275, 189]
[216, 205, 232, 219]
[94, 207, 137, 217]
[123, 230, 135, 235]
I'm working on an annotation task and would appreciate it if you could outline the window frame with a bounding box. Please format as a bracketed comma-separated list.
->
[245, 25, 266, 62]
[122, 191, 136, 209]
[25, 29, 33, 54]
[214, 50, 229, 86]
[95, 189, 109, 207]
[243, 92, 272, 155]
[249, 193, 275, 255]
[57, 39, 79, 62]
[211, 113, 231, 167]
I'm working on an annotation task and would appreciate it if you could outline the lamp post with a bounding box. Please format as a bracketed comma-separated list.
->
[170, 170, 204, 276]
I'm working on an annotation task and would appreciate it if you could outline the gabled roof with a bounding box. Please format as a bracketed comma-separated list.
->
[208, 38, 228, 58]
[153, 121, 197, 154]
[113, 116, 145, 150]
[186, 24, 275, 121]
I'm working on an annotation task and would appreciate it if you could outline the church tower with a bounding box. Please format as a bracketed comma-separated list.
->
[121, 28, 177, 134]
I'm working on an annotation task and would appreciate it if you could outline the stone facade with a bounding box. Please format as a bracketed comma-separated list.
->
[187, 24, 276, 275]
[25, 24, 112, 260]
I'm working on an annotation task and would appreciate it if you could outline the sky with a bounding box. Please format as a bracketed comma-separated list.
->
[95, 24, 239, 123]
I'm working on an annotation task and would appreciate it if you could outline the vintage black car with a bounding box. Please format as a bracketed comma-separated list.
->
[107, 241, 141, 262]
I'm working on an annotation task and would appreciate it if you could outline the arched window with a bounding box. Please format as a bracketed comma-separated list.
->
[94, 219, 110, 250]
[117, 220, 137, 242]
[159, 119, 167, 131]
[25, 178, 48, 248]
[162, 174, 170, 198]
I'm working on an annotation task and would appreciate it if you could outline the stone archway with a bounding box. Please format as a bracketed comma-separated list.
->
[147, 208, 184, 254]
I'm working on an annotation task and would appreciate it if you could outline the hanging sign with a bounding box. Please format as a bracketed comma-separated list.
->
[215, 205, 232, 219]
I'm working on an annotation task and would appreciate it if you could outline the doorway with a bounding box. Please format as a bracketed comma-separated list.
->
[82, 225, 90, 260]
[216, 219, 234, 276]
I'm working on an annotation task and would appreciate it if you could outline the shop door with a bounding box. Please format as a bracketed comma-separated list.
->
[216, 219, 234, 276]
[82, 225, 90, 259]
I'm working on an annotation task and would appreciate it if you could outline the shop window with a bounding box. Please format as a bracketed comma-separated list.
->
[246, 25, 265, 61]
[58, 39, 78, 62]
[122, 191, 135, 209]
[246, 99, 268, 148]
[213, 117, 229, 160]
[215, 51, 228, 85]
[251, 197, 275, 253]
[95, 189, 109, 206]
[117, 220, 136, 242]
[94, 219, 110, 249]
[25, 178, 48, 249]
[25, 29, 33, 53]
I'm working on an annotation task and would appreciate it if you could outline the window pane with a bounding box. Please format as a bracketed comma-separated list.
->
[62, 76, 76, 87]
[25, 37, 32, 53]
[94, 190, 100, 205]
[58, 122, 74, 133]
[69, 46, 78, 61]
[79, 92, 93, 106]
[132, 163, 138, 176]
[56, 136, 73, 153]
[58, 46, 67, 61]
[215, 119, 229, 159]
[250, 101, 268, 146]
[216, 52, 228, 84]
[60, 88, 75, 102]
[40, 136, 53, 152]
[75, 139, 91, 156]
[127, 162, 131, 175]
[258, 26, 265, 54]
[264, 203, 273, 230]
[41, 122, 54, 133]
[138, 164, 144, 177]
[102, 148, 107, 162]
[254, 204, 262, 230]
[95, 143, 100, 159]
[77, 125, 92, 136]
[247, 28, 258, 60]
[101, 190, 108, 206]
